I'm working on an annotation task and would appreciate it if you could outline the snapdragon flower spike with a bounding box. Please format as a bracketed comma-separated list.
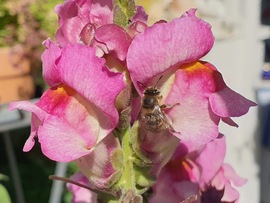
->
[9, 42, 125, 162]
[127, 9, 256, 147]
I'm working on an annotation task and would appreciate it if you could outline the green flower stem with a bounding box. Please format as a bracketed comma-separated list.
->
[117, 126, 136, 195]
[111, 124, 143, 203]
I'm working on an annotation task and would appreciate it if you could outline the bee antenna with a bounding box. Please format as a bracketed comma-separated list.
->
[155, 75, 163, 88]
[137, 81, 147, 88]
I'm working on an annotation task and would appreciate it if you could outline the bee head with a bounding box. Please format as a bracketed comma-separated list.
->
[144, 87, 160, 95]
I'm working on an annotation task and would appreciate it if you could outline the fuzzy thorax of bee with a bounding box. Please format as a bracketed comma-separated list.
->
[140, 85, 173, 133]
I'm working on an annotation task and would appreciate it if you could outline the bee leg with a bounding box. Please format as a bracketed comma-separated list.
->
[160, 102, 180, 110]
[162, 112, 181, 135]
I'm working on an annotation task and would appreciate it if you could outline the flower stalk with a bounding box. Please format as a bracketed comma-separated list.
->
[115, 126, 138, 200]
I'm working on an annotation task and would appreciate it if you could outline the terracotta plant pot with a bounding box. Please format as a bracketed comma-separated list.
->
[0, 47, 34, 104]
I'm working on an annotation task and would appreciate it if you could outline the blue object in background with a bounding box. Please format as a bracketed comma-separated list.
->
[262, 104, 270, 147]
[257, 88, 270, 147]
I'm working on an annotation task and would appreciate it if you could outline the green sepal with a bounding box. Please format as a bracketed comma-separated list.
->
[111, 148, 124, 174]
[113, 0, 136, 27]
[113, 5, 128, 27]
[130, 120, 153, 166]
[113, 126, 135, 190]
[134, 165, 156, 190]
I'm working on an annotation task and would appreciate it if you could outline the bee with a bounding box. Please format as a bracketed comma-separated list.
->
[139, 76, 177, 133]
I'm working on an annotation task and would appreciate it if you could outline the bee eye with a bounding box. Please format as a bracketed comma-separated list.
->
[143, 97, 154, 108]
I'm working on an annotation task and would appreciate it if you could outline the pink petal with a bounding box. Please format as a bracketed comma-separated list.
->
[90, 2, 113, 25]
[23, 114, 41, 152]
[55, 0, 113, 47]
[38, 115, 96, 162]
[165, 67, 219, 145]
[211, 164, 246, 202]
[127, 21, 148, 39]
[222, 164, 247, 187]
[11, 87, 103, 162]
[54, 0, 80, 25]
[41, 39, 62, 86]
[209, 70, 257, 117]
[132, 120, 180, 175]
[10, 45, 125, 161]
[56, 16, 89, 46]
[94, 24, 132, 61]
[92, 0, 113, 10]
[67, 172, 97, 203]
[127, 9, 214, 92]
[55, 0, 90, 46]
[221, 117, 239, 127]
[9, 101, 47, 152]
[36, 85, 117, 162]
[57, 44, 125, 129]
[75, 133, 122, 188]
[54, 0, 93, 46]
[131, 6, 148, 23]
[150, 173, 199, 203]
[196, 136, 226, 186]
[205, 66, 256, 117]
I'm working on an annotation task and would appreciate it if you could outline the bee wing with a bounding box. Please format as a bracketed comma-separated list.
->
[153, 105, 172, 128]
[153, 105, 180, 134]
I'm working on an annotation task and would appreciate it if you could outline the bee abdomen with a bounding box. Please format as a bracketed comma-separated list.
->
[141, 113, 164, 131]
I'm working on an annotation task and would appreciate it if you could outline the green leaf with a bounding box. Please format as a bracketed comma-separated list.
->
[134, 165, 155, 189]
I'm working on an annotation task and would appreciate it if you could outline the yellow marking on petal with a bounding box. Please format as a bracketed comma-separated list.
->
[50, 85, 76, 98]
[45, 85, 77, 108]
[181, 159, 192, 173]
[181, 61, 214, 74]
[58, 85, 76, 95]
[168, 157, 192, 172]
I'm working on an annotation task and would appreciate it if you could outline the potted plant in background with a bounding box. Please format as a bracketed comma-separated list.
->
[0, 0, 61, 105]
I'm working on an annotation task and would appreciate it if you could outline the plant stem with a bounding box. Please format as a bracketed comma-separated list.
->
[118, 126, 135, 192]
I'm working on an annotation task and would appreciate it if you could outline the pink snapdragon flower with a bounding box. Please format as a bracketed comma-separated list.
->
[149, 136, 246, 203]
[9, 41, 125, 162]
[75, 132, 123, 189]
[127, 9, 256, 148]
[55, 0, 147, 60]
[65, 133, 124, 202]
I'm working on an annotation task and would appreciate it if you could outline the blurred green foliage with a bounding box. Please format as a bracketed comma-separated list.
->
[0, 0, 61, 46]
[0, 174, 11, 203]
[29, 0, 61, 39]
